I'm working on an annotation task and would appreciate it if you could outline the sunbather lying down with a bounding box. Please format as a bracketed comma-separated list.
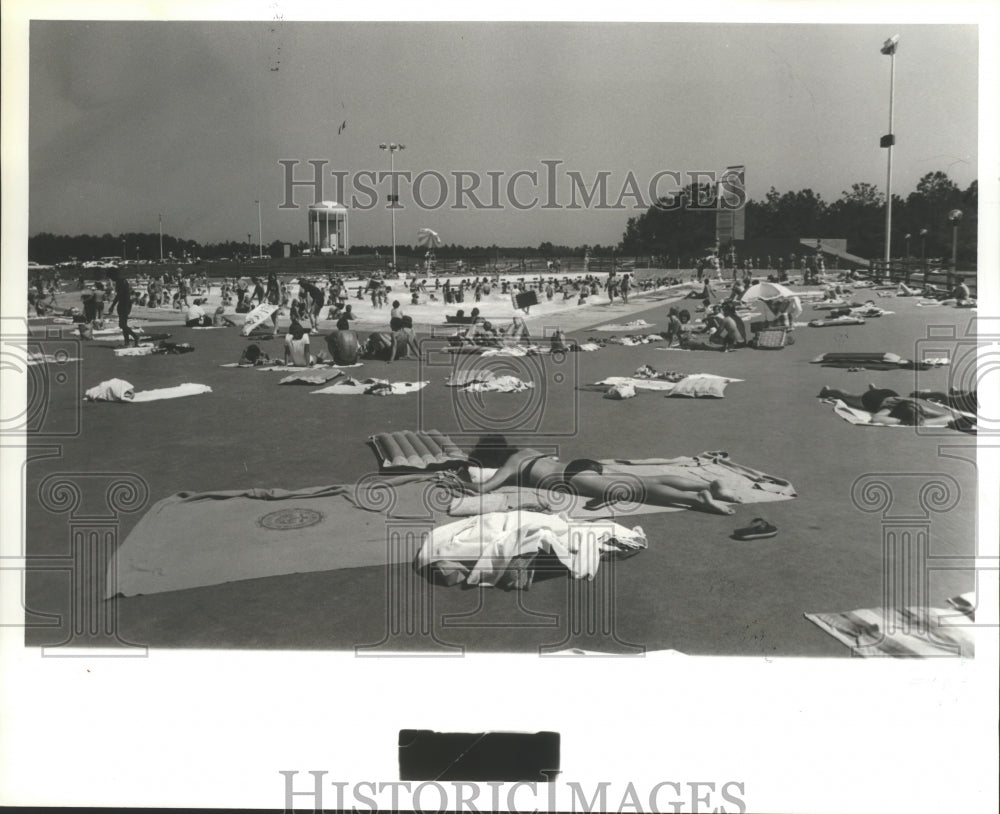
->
[818, 384, 975, 428]
[455, 434, 741, 514]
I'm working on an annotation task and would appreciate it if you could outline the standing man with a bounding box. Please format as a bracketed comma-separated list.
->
[106, 269, 142, 347]
[298, 278, 325, 330]
[265, 271, 281, 336]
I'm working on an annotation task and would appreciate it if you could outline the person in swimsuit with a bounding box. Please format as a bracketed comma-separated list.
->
[106, 270, 142, 347]
[265, 271, 282, 336]
[817, 384, 972, 427]
[460, 435, 740, 515]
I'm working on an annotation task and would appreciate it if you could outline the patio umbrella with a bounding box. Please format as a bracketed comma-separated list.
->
[417, 228, 442, 249]
[742, 281, 796, 301]
[743, 281, 802, 319]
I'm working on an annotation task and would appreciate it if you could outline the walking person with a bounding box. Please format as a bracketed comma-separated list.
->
[107, 269, 142, 347]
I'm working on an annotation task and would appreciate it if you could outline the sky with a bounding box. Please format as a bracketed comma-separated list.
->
[28, 21, 979, 249]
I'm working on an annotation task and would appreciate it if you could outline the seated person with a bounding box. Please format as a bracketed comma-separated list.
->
[336, 304, 356, 331]
[817, 383, 972, 428]
[360, 330, 394, 361]
[951, 280, 973, 306]
[472, 320, 500, 345]
[660, 308, 684, 345]
[456, 434, 741, 515]
[550, 327, 575, 352]
[213, 306, 238, 327]
[284, 321, 313, 366]
[238, 343, 270, 366]
[184, 299, 213, 327]
[716, 303, 744, 349]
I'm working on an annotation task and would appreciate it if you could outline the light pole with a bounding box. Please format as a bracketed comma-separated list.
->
[121, 238, 126, 261]
[947, 209, 962, 290]
[919, 227, 928, 279]
[904, 232, 911, 281]
[254, 199, 263, 259]
[880, 34, 900, 277]
[379, 142, 405, 273]
[159, 213, 163, 262]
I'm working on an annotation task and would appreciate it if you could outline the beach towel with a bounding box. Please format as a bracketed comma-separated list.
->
[27, 353, 82, 366]
[83, 379, 211, 403]
[807, 316, 866, 327]
[130, 383, 212, 402]
[804, 600, 975, 657]
[462, 376, 534, 393]
[108, 475, 449, 596]
[310, 377, 429, 395]
[823, 398, 973, 430]
[278, 369, 344, 385]
[609, 335, 662, 346]
[369, 430, 467, 470]
[811, 352, 949, 371]
[112, 345, 157, 357]
[585, 374, 742, 397]
[444, 369, 534, 392]
[80, 323, 146, 335]
[479, 345, 550, 357]
[594, 319, 655, 331]
[240, 302, 279, 336]
[455, 451, 796, 510]
[415, 510, 648, 588]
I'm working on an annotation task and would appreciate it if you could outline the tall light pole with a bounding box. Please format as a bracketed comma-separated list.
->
[379, 142, 405, 272]
[903, 232, 911, 281]
[254, 199, 263, 259]
[919, 227, 927, 262]
[159, 213, 163, 262]
[947, 209, 962, 290]
[880, 34, 900, 277]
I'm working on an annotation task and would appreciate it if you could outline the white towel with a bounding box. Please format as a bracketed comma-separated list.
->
[417, 510, 647, 584]
[27, 353, 82, 366]
[83, 378, 135, 401]
[113, 345, 157, 357]
[311, 378, 428, 395]
[130, 383, 212, 402]
[461, 376, 534, 393]
[83, 380, 211, 403]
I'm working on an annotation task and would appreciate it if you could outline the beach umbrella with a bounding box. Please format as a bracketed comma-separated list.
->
[417, 228, 442, 249]
[743, 281, 802, 319]
[742, 281, 796, 301]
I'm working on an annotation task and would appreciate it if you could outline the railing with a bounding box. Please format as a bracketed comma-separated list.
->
[866, 259, 977, 297]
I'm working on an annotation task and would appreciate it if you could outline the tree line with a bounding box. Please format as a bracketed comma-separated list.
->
[620, 171, 977, 264]
[28, 170, 976, 266]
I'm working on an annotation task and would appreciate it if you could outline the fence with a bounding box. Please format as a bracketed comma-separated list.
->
[866, 259, 977, 297]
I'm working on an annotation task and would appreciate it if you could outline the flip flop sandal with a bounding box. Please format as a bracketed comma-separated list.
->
[733, 518, 777, 540]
